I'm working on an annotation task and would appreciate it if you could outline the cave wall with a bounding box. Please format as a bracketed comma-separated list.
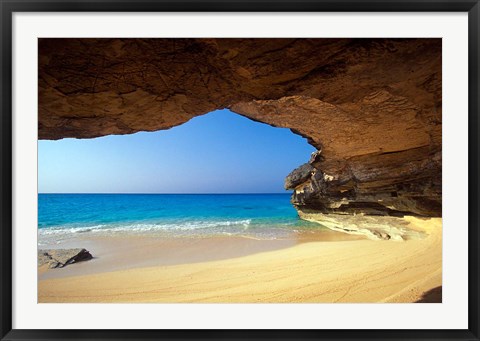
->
[39, 38, 442, 218]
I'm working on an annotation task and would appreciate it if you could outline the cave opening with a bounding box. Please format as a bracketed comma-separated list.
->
[38, 108, 316, 194]
[38, 108, 326, 243]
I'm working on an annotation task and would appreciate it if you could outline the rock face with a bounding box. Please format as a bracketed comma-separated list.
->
[38, 248, 93, 268]
[39, 38, 442, 221]
[284, 163, 314, 190]
[285, 145, 441, 217]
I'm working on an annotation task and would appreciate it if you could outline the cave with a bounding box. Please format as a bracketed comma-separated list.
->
[38, 38, 442, 228]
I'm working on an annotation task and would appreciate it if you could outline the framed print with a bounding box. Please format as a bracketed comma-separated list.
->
[1, 1, 479, 340]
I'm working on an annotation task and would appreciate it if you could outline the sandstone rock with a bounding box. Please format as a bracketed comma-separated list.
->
[296, 209, 426, 241]
[285, 163, 314, 190]
[290, 145, 441, 217]
[38, 38, 442, 218]
[38, 248, 93, 268]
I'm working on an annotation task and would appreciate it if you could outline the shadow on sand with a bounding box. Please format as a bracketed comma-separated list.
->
[415, 286, 442, 303]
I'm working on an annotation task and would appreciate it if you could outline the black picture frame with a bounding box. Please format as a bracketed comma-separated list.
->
[1, 1, 479, 340]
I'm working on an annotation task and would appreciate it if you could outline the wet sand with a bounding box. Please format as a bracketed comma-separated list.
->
[38, 217, 441, 303]
[38, 227, 364, 280]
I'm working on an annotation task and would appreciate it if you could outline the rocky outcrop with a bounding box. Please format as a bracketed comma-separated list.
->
[38, 38, 442, 223]
[296, 210, 427, 241]
[285, 145, 441, 217]
[284, 163, 314, 190]
[38, 248, 93, 268]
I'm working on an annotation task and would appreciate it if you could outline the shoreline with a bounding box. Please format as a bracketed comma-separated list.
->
[38, 217, 441, 303]
[38, 227, 365, 280]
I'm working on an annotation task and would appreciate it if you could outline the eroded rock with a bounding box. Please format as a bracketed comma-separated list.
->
[285, 163, 314, 190]
[38, 248, 93, 269]
[38, 38, 442, 219]
[296, 209, 427, 241]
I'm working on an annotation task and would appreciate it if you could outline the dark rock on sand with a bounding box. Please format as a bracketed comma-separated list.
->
[38, 248, 93, 269]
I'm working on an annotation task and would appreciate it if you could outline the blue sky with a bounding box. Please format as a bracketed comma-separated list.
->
[38, 109, 315, 193]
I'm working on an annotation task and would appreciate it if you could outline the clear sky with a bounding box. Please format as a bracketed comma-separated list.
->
[38, 109, 316, 194]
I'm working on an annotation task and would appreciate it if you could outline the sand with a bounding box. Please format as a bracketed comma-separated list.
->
[38, 217, 441, 303]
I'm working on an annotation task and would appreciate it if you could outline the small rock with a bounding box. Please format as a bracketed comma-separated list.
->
[371, 230, 391, 240]
[38, 248, 93, 268]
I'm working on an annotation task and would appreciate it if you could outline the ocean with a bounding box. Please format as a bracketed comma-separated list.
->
[38, 193, 324, 242]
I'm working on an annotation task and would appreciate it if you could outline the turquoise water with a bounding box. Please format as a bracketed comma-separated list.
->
[38, 193, 321, 240]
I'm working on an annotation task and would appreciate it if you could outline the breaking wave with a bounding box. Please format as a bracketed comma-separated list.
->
[38, 219, 254, 235]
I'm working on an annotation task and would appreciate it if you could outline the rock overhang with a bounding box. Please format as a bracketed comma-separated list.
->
[38, 38, 442, 220]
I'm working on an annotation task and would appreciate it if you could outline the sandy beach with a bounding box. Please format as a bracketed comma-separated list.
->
[38, 217, 441, 303]
[36, 38, 444, 306]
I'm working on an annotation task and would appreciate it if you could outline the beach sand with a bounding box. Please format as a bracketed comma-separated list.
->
[38, 217, 441, 303]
